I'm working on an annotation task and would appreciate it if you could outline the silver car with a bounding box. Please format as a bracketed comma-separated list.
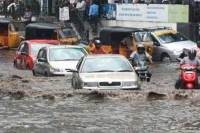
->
[145, 27, 196, 62]
[32, 45, 88, 76]
[67, 54, 140, 90]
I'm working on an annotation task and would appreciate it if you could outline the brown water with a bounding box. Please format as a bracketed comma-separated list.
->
[0, 49, 200, 133]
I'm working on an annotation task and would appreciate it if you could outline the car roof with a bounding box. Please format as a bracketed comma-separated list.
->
[101, 26, 142, 33]
[46, 45, 84, 49]
[84, 54, 126, 58]
[23, 39, 61, 44]
[143, 26, 172, 32]
[26, 22, 72, 30]
[0, 18, 15, 23]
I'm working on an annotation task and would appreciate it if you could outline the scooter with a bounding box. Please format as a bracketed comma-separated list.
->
[179, 63, 198, 89]
[176, 54, 199, 89]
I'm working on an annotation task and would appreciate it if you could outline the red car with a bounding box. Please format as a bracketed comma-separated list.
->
[14, 40, 61, 70]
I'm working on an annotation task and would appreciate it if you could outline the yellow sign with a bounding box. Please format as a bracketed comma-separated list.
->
[168, 5, 189, 23]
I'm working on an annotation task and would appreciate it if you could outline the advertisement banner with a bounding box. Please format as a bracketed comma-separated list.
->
[59, 7, 70, 21]
[168, 5, 189, 23]
[116, 4, 168, 22]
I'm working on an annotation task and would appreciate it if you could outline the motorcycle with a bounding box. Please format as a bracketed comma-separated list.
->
[179, 63, 198, 89]
[133, 60, 151, 82]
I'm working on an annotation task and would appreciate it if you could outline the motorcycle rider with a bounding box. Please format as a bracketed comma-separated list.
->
[129, 44, 153, 82]
[191, 41, 200, 58]
[175, 49, 200, 89]
[90, 39, 107, 54]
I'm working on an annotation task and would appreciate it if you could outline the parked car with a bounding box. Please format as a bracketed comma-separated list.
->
[67, 54, 140, 90]
[143, 27, 196, 62]
[13, 40, 61, 70]
[32, 45, 88, 77]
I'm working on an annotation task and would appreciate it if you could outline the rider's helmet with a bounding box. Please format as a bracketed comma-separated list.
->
[94, 40, 102, 49]
[188, 49, 197, 60]
[137, 44, 145, 54]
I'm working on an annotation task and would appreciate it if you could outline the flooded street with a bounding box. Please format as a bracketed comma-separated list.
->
[1, 49, 200, 132]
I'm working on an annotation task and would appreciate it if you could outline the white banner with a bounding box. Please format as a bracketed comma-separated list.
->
[116, 4, 168, 22]
[59, 7, 70, 21]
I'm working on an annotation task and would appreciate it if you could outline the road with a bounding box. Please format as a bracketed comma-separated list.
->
[1, 49, 200, 132]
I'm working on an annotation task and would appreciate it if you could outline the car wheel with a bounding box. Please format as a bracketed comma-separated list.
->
[161, 53, 171, 62]
[44, 71, 50, 77]
[14, 61, 17, 68]
[32, 70, 36, 76]
[71, 78, 75, 88]
[25, 64, 30, 70]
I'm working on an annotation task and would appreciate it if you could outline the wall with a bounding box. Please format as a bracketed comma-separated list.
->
[101, 20, 177, 30]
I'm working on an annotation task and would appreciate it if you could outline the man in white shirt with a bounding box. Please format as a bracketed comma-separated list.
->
[76, 0, 86, 20]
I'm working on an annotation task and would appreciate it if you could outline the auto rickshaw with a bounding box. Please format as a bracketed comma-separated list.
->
[0, 18, 22, 49]
[99, 26, 154, 58]
[25, 22, 78, 45]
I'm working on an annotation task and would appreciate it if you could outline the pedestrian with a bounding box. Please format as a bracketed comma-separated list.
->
[89, 0, 99, 34]
[75, 0, 86, 20]
[24, 6, 32, 25]
[85, 0, 91, 20]
[3, 0, 9, 18]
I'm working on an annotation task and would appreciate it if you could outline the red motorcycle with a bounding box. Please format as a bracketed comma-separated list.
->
[180, 64, 198, 89]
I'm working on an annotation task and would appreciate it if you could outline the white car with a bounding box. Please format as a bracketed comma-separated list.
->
[144, 27, 196, 62]
[67, 54, 140, 90]
[32, 45, 88, 76]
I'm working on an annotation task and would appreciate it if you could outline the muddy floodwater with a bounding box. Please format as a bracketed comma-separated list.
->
[1, 49, 200, 133]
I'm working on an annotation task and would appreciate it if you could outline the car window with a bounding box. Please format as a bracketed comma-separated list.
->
[21, 43, 28, 53]
[49, 48, 87, 61]
[18, 43, 25, 52]
[134, 32, 151, 42]
[42, 49, 47, 60]
[59, 28, 74, 38]
[81, 57, 133, 73]
[30, 43, 57, 55]
[76, 57, 84, 70]
[37, 49, 44, 59]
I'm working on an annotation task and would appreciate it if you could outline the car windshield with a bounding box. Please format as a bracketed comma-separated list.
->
[31, 43, 57, 55]
[157, 33, 188, 44]
[59, 28, 74, 38]
[49, 48, 87, 61]
[81, 57, 133, 73]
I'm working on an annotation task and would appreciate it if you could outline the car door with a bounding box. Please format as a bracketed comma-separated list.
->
[34, 49, 45, 75]
[74, 57, 84, 88]
[38, 48, 49, 76]
[151, 35, 161, 61]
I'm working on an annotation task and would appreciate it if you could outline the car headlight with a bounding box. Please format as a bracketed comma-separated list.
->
[84, 82, 97, 87]
[173, 50, 182, 55]
[50, 67, 62, 72]
[123, 81, 138, 86]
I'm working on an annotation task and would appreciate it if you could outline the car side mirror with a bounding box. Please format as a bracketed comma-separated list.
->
[21, 52, 28, 56]
[154, 42, 160, 46]
[66, 68, 78, 73]
[38, 58, 47, 62]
